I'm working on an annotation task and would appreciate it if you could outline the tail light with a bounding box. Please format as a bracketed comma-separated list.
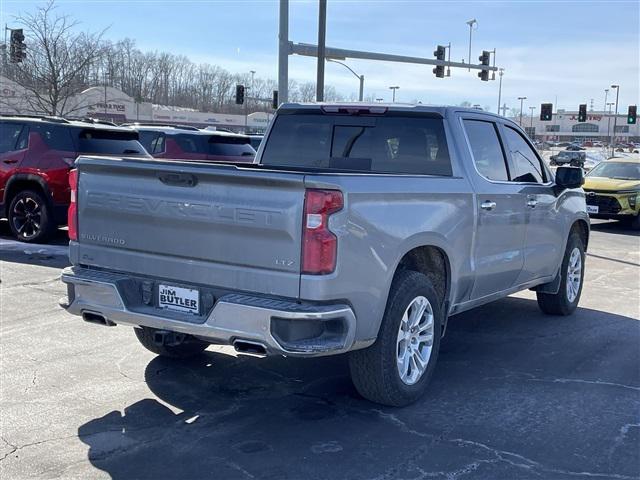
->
[68, 169, 78, 241]
[302, 189, 343, 275]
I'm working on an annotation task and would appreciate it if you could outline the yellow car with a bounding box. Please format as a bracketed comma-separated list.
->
[583, 157, 640, 229]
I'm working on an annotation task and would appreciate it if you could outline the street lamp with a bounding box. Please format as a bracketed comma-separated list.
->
[606, 102, 615, 149]
[327, 58, 364, 101]
[518, 96, 527, 126]
[497, 68, 504, 114]
[466, 19, 477, 72]
[603, 88, 609, 113]
[529, 106, 536, 139]
[610, 84, 620, 157]
[389, 86, 400, 102]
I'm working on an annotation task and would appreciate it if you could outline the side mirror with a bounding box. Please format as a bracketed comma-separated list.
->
[555, 166, 584, 189]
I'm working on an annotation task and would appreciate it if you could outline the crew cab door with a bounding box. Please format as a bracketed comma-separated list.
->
[501, 125, 563, 282]
[461, 117, 526, 299]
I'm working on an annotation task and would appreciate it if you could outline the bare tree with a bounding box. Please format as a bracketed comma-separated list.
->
[5, 0, 106, 115]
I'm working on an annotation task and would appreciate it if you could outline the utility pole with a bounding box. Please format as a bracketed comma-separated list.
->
[529, 106, 536, 139]
[278, 0, 289, 104]
[389, 86, 399, 102]
[611, 84, 620, 157]
[316, 0, 327, 102]
[518, 96, 527, 126]
[466, 19, 477, 72]
[497, 68, 504, 114]
[500, 102, 508, 117]
[603, 89, 609, 113]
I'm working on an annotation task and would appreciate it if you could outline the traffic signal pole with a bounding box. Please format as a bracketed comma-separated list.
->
[289, 42, 498, 74]
[277, 0, 498, 104]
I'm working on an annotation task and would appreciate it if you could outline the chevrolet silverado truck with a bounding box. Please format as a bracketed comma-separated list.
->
[60, 104, 589, 406]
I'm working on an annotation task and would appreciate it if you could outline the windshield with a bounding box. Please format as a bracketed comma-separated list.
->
[261, 112, 451, 175]
[587, 162, 640, 180]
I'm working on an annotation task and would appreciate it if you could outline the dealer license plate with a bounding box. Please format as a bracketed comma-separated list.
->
[158, 284, 200, 314]
[586, 205, 599, 214]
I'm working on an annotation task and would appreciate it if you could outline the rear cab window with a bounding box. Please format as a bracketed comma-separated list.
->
[261, 111, 452, 175]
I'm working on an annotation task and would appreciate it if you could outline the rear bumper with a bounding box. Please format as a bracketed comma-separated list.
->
[60, 266, 357, 357]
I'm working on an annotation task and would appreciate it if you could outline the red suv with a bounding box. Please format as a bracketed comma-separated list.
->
[0, 115, 149, 243]
[126, 124, 256, 162]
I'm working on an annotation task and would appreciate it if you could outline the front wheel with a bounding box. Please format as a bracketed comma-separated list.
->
[349, 270, 442, 406]
[537, 233, 585, 315]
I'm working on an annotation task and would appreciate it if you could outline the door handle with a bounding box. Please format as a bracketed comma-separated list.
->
[3, 159, 18, 164]
[526, 199, 538, 208]
[480, 200, 497, 211]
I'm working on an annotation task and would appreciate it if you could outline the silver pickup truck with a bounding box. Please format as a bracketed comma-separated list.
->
[61, 104, 589, 406]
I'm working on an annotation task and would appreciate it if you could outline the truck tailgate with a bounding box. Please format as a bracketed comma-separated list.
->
[71, 157, 306, 298]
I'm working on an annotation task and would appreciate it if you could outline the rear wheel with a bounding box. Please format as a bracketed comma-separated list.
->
[537, 233, 585, 315]
[8, 190, 54, 243]
[349, 270, 442, 406]
[134, 326, 209, 358]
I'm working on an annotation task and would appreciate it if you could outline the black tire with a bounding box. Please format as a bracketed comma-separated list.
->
[134, 326, 209, 358]
[8, 189, 54, 243]
[349, 270, 442, 407]
[536, 233, 585, 316]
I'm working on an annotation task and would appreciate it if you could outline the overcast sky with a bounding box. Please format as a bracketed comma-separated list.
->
[2, 0, 638, 113]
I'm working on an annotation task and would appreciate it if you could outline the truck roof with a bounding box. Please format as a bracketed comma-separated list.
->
[278, 102, 506, 121]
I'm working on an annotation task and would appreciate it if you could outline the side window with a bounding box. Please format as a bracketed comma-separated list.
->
[463, 120, 509, 181]
[151, 133, 165, 154]
[137, 131, 159, 153]
[32, 124, 74, 151]
[0, 123, 25, 154]
[503, 127, 545, 183]
[16, 125, 30, 150]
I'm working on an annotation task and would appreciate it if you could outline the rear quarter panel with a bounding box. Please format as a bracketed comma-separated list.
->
[300, 173, 475, 342]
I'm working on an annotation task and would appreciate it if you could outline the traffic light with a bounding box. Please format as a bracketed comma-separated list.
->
[235, 84, 245, 105]
[628, 105, 637, 125]
[9, 28, 26, 64]
[432, 45, 446, 78]
[272, 90, 279, 109]
[578, 104, 587, 122]
[540, 103, 553, 121]
[478, 50, 490, 81]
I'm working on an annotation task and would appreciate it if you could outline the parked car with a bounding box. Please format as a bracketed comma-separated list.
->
[550, 150, 586, 167]
[583, 158, 640, 229]
[0, 115, 149, 243]
[61, 104, 589, 406]
[248, 134, 263, 151]
[566, 144, 585, 151]
[125, 124, 256, 163]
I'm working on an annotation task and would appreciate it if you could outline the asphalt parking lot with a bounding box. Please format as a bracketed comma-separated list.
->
[1, 219, 639, 480]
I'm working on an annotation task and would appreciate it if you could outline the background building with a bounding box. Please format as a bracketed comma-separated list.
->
[0, 76, 273, 133]
[516, 109, 639, 143]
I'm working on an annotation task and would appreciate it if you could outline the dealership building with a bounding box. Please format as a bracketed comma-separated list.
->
[518, 109, 639, 143]
[0, 75, 273, 132]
